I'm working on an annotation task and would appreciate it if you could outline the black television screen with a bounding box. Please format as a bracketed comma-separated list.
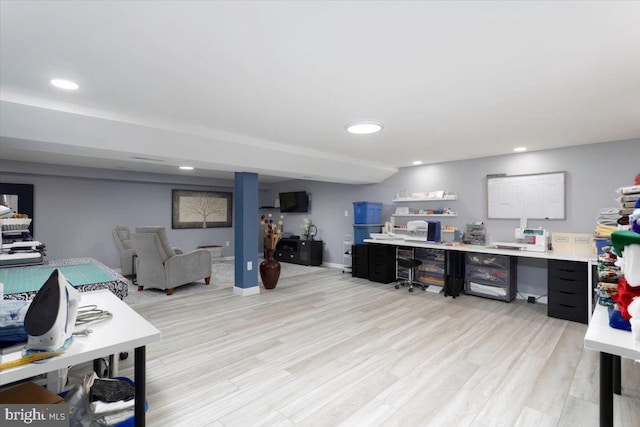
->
[279, 191, 308, 213]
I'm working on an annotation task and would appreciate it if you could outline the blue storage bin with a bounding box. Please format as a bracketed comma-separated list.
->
[353, 202, 382, 224]
[354, 225, 382, 244]
[594, 238, 611, 255]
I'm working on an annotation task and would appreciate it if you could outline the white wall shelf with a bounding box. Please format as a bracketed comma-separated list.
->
[393, 227, 457, 233]
[391, 213, 457, 217]
[392, 196, 458, 202]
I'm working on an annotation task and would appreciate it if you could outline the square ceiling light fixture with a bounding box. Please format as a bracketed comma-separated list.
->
[345, 121, 384, 135]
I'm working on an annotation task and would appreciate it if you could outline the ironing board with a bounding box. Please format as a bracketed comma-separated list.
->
[0, 290, 160, 427]
[1, 258, 129, 300]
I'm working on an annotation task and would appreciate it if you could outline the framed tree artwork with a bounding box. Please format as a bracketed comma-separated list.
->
[172, 190, 233, 229]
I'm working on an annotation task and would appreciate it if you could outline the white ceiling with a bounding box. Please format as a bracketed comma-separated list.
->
[1, 1, 639, 184]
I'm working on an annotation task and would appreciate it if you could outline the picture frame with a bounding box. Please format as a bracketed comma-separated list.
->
[172, 190, 233, 229]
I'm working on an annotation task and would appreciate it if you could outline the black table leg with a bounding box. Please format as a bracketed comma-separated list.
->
[135, 346, 146, 427]
[613, 355, 621, 395]
[600, 352, 614, 427]
[132, 254, 138, 285]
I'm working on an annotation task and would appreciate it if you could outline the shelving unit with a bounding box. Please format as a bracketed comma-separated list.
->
[464, 253, 516, 302]
[342, 234, 353, 273]
[392, 195, 458, 202]
[391, 213, 457, 217]
[396, 247, 414, 281]
[415, 248, 446, 290]
[392, 192, 458, 217]
[393, 227, 457, 232]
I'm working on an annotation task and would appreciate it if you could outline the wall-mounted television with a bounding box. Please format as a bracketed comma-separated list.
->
[279, 191, 309, 213]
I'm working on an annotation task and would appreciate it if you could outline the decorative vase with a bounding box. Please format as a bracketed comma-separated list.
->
[260, 249, 281, 289]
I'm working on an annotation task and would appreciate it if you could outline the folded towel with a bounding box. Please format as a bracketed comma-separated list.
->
[91, 399, 135, 415]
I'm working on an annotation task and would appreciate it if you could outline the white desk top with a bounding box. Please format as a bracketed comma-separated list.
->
[584, 304, 640, 359]
[1, 289, 161, 385]
[363, 238, 594, 263]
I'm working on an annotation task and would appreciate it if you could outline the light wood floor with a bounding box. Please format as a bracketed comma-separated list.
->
[106, 269, 639, 426]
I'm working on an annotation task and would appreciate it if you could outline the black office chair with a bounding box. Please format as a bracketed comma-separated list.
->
[395, 258, 424, 292]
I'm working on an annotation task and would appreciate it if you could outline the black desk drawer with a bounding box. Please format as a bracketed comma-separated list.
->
[352, 264, 369, 279]
[548, 275, 587, 295]
[353, 257, 369, 268]
[548, 290, 587, 323]
[548, 260, 587, 280]
[369, 271, 394, 284]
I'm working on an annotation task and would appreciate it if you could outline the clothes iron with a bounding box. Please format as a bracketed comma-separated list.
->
[24, 269, 80, 351]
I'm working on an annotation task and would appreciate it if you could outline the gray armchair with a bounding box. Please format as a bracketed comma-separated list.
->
[112, 225, 136, 276]
[133, 227, 211, 295]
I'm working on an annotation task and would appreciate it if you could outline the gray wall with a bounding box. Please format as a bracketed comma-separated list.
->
[269, 139, 640, 264]
[1, 138, 638, 298]
[0, 162, 260, 269]
[267, 139, 640, 298]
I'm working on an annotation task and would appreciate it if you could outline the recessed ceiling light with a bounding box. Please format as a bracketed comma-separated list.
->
[412, 160, 423, 165]
[345, 121, 384, 135]
[513, 147, 527, 153]
[50, 79, 79, 90]
[179, 166, 194, 170]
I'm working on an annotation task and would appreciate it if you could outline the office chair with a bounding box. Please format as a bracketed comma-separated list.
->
[395, 258, 424, 292]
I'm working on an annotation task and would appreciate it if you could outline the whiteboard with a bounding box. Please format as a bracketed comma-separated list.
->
[486, 172, 565, 219]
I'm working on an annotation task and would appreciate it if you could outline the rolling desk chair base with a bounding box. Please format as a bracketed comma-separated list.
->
[395, 281, 426, 292]
[396, 258, 424, 292]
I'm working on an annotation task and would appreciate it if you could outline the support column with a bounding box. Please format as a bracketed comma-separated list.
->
[233, 172, 260, 296]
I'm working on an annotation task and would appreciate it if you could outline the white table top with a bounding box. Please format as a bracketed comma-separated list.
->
[363, 238, 594, 263]
[1, 289, 161, 385]
[584, 304, 640, 360]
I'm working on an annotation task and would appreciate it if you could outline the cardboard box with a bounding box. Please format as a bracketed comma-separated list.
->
[0, 382, 64, 404]
[552, 232, 595, 256]
[572, 233, 595, 257]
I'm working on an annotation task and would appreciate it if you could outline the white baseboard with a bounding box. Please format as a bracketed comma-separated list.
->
[323, 262, 344, 269]
[233, 285, 260, 296]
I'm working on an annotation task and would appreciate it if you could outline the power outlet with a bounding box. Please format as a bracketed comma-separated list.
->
[247, 261, 252, 271]
[225, 241, 230, 246]
[344, 210, 348, 217]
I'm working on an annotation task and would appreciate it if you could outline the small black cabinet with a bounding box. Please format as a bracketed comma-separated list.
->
[368, 243, 396, 284]
[352, 244, 369, 279]
[547, 259, 588, 324]
[275, 238, 323, 266]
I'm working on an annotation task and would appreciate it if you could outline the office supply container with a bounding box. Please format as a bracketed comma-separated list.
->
[396, 247, 414, 282]
[414, 248, 446, 287]
[353, 224, 382, 244]
[464, 253, 516, 301]
[353, 202, 382, 224]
